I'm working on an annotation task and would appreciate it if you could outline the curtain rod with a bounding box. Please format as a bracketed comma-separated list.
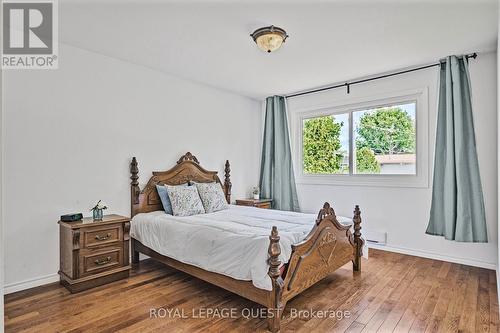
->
[285, 52, 478, 99]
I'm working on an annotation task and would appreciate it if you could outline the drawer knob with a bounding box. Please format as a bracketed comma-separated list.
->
[95, 233, 111, 241]
[94, 256, 112, 265]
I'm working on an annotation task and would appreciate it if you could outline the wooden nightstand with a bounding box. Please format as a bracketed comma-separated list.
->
[235, 198, 273, 209]
[58, 214, 131, 293]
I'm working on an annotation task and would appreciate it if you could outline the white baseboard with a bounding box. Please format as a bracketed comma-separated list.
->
[497, 267, 500, 311]
[3, 255, 146, 294]
[368, 243, 496, 270]
[3, 273, 59, 294]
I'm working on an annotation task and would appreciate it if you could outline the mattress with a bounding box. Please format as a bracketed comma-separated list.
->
[130, 205, 353, 290]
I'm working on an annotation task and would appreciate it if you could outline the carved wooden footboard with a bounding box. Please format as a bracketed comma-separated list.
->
[266, 202, 364, 332]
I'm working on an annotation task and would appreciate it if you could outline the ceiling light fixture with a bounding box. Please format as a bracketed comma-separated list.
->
[250, 25, 288, 53]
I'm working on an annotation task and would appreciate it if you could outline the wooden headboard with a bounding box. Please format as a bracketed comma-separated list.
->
[130, 152, 232, 217]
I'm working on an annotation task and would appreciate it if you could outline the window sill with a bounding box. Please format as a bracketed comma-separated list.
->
[295, 174, 429, 188]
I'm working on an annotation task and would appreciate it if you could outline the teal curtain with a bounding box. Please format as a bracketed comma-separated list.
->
[259, 96, 300, 211]
[426, 55, 487, 242]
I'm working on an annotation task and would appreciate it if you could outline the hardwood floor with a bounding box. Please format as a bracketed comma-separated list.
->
[4, 249, 499, 332]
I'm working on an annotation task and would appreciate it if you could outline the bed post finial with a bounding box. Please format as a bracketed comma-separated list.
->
[268, 226, 284, 333]
[353, 205, 364, 272]
[316, 202, 336, 224]
[130, 157, 140, 209]
[224, 160, 232, 204]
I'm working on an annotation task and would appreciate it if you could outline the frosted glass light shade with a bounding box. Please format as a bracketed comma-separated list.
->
[251, 26, 288, 53]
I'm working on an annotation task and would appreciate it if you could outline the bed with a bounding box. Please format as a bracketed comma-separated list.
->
[129, 152, 364, 332]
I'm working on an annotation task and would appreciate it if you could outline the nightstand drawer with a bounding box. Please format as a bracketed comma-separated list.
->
[236, 199, 273, 209]
[255, 202, 272, 209]
[82, 224, 122, 248]
[81, 247, 122, 276]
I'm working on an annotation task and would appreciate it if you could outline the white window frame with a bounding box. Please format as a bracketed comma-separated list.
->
[291, 88, 429, 188]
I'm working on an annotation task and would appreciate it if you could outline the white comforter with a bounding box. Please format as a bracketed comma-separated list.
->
[130, 205, 352, 290]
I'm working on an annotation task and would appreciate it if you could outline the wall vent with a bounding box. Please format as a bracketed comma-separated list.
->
[363, 229, 387, 245]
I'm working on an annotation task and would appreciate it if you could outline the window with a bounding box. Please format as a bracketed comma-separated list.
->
[292, 89, 428, 187]
[353, 102, 416, 175]
[303, 102, 416, 176]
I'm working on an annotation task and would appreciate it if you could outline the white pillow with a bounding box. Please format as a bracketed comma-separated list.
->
[194, 182, 229, 213]
[166, 185, 205, 216]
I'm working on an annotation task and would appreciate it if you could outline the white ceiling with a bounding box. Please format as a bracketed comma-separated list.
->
[60, 1, 498, 99]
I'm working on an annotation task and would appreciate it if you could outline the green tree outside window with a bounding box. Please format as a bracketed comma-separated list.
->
[303, 116, 343, 174]
[302, 106, 415, 175]
[356, 107, 415, 155]
[356, 147, 380, 173]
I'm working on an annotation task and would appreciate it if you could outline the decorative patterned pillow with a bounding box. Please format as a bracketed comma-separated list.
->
[194, 182, 229, 213]
[156, 183, 188, 215]
[166, 185, 205, 216]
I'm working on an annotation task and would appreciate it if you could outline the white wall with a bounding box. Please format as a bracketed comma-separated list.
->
[288, 52, 498, 269]
[1, 1, 4, 324]
[497, 11, 500, 301]
[2, 43, 261, 292]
